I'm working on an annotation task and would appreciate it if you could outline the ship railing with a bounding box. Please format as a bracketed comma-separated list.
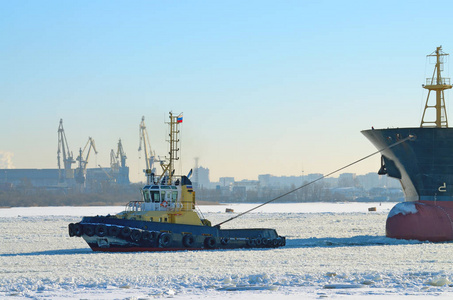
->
[163, 201, 183, 212]
[126, 201, 145, 212]
[425, 78, 451, 85]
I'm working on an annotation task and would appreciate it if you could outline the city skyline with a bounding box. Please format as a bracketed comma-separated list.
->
[2, 1, 453, 183]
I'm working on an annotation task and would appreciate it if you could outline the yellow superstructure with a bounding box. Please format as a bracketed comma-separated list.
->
[116, 184, 205, 226]
[114, 112, 210, 227]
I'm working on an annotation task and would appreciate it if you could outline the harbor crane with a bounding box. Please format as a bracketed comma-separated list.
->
[138, 116, 156, 184]
[110, 139, 128, 171]
[110, 149, 119, 174]
[116, 139, 127, 169]
[109, 139, 130, 184]
[57, 119, 75, 182]
[75, 137, 98, 185]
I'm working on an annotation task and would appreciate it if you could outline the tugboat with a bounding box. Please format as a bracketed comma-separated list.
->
[68, 112, 285, 251]
[362, 46, 453, 242]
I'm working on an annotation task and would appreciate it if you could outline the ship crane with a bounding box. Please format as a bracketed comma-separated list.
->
[57, 119, 75, 183]
[139, 116, 157, 184]
[75, 137, 98, 185]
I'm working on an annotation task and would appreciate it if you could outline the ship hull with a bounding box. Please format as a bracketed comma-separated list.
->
[385, 201, 453, 242]
[362, 127, 453, 242]
[69, 216, 285, 252]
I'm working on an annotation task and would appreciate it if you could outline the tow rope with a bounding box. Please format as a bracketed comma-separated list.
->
[215, 134, 415, 227]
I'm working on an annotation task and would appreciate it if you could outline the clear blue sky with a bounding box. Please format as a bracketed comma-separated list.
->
[1, 0, 453, 182]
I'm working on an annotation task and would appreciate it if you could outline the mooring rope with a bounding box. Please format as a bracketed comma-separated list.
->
[214, 134, 415, 227]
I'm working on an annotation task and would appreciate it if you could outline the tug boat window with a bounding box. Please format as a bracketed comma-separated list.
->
[150, 191, 160, 203]
[172, 192, 178, 202]
[143, 190, 151, 203]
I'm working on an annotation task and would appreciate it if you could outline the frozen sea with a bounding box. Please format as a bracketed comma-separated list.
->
[1, 202, 453, 299]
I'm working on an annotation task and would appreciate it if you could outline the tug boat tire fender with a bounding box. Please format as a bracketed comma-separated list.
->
[130, 229, 142, 242]
[246, 238, 255, 247]
[73, 223, 83, 237]
[68, 223, 75, 237]
[95, 225, 107, 237]
[280, 237, 286, 246]
[121, 226, 131, 238]
[159, 232, 172, 247]
[150, 231, 158, 240]
[141, 230, 152, 242]
[182, 234, 195, 247]
[143, 231, 158, 244]
[84, 225, 95, 237]
[108, 226, 121, 237]
[204, 236, 216, 249]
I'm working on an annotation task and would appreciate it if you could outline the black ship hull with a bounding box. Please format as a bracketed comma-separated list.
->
[362, 127, 453, 202]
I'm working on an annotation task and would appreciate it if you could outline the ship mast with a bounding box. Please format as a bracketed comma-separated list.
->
[159, 112, 182, 184]
[420, 46, 452, 128]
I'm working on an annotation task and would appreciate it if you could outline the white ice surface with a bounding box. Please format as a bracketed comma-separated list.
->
[1, 202, 453, 299]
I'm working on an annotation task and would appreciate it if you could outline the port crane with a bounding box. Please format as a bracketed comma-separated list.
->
[138, 116, 156, 184]
[110, 149, 119, 174]
[116, 139, 127, 169]
[75, 137, 98, 185]
[109, 139, 129, 184]
[57, 119, 75, 183]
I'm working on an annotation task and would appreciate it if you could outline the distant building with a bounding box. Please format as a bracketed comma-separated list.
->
[0, 169, 59, 188]
[338, 173, 356, 187]
[234, 180, 259, 191]
[356, 172, 380, 190]
[0, 167, 128, 192]
[194, 166, 210, 189]
[219, 177, 235, 187]
[258, 174, 271, 186]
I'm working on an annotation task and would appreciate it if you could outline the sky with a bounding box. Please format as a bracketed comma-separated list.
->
[1, 0, 453, 183]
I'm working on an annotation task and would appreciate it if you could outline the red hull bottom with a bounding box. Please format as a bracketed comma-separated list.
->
[386, 201, 453, 242]
[89, 245, 204, 252]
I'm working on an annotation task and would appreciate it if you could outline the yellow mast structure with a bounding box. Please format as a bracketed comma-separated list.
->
[159, 112, 181, 184]
[420, 46, 452, 128]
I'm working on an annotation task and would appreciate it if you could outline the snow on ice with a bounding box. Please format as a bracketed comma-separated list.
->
[387, 202, 418, 219]
[1, 202, 453, 299]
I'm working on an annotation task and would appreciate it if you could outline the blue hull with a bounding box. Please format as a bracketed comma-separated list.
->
[69, 216, 285, 252]
[362, 127, 453, 202]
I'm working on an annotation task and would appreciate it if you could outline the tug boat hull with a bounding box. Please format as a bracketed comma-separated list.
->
[69, 216, 285, 252]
